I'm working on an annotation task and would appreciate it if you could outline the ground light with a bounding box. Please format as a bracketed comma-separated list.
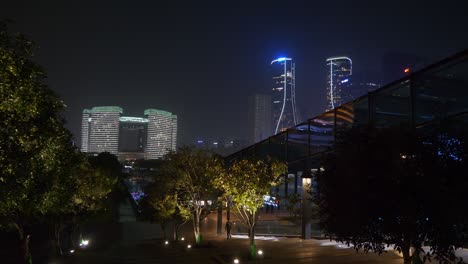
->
[258, 250, 263, 255]
[79, 239, 90, 248]
[69, 249, 75, 254]
[233, 258, 239, 264]
[181, 237, 185, 241]
[164, 241, 169, 245]
[187, 244, 191, 248]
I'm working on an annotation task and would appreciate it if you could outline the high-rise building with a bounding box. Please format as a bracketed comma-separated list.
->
[271, 57, 297, 134]
[145, 109, 178, 159]
[248, 94, 272, 143]
[81, 106, 177, 160]
[119, 117, 148, 152]
[81, 109, 91, 152]
[171, 115, 178, 152]
[86, 106, 122, 154]
[326, 56, 352, 110]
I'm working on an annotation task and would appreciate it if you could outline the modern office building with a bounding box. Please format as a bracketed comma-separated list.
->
[228, 49, 468, 239]
[84, 106, 122, 155]
[145, 109, 177, 159]
[326, 56, 352, 110]
[248, 94, 272, 144]
[81, 106, 177, 160]
[271, 57, 298, 134]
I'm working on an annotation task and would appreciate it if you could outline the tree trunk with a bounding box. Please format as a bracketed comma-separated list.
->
[13, 222, 31, 264]
[249, 226, 255, 246]
[54, 223, 63, 256]
[161, 221, 167, 240]
[249, 225, 256, 259]
[401, 244, 412, 264]
[193, 210, 201, 244]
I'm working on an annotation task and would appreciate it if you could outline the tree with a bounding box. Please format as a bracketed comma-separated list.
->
[316, 124, 468, 264]
[43, 151, 117, 255]
[0, 21, 80, 263]
[140, 179, 190, 240]
[161, 147, 224, 244]
[218, 158, 286, 258]
[0, 22, 117, 262]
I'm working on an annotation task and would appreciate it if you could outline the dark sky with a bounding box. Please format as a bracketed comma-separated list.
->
[2, 1, 468, 145]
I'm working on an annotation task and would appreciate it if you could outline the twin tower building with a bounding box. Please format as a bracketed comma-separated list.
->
[249, 56, 352, 143]
[80, 106, 177, 160]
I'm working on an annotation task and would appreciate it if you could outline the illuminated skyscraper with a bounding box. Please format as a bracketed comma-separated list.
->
[81, 109, 91, 152]
[271, 57, 297, 134]
[85, 106, 122, 154]
[326, 57, 352, 110]
[145, 109, 178, 159]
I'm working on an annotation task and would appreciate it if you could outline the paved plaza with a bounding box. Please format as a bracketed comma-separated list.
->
[51, 213, 404, 264]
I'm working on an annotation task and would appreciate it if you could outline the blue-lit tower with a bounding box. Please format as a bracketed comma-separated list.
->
[271, 57, 297, 134]
[326, 56, 352, 110]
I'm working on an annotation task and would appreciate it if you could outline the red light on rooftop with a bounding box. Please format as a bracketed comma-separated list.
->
[404, 68, 410, 73]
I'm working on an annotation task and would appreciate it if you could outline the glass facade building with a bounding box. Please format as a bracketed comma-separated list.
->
[227, 49, 468, 238]
[145, 109, 178, 159]
[81, 107, 177, 160]
[85, 106, 122, 155]
[248, 94, 272, 144]
[271, 57, 297, 134]
[326, 56, 352, 110]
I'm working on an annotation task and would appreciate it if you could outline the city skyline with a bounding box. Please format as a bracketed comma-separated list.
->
[2, 1, 468, 146]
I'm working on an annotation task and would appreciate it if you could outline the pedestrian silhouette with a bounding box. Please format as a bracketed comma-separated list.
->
[225, 220, 232, 239]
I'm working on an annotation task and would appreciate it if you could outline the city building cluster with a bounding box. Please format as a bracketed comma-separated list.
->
[81, 106, 177, 160]
[248, 52, 426, 144]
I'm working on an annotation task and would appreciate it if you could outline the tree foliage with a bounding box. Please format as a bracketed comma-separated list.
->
[0, 22, 117, 261]
[316, 125, 468, 264]
[140, 178, 190, 240]
[160, 146, 224, 244]
[217, 158, 286, 257]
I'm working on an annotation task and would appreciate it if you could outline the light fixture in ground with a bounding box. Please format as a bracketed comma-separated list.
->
[233, 258, 239, 263]
[187, 244, 191, 248]
[79, 239, 90, 248]
[258, 250, 263, 255]
[164, 241, 169, 245]
[181, 237, 185, 241]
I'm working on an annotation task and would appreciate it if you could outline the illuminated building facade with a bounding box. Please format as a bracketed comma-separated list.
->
[145, 109, 178, 159]
[81, 107, 177, 160]
[271, 57, 297, 134]
[326, 56, 352, 110]
[85, 106, 122, 154]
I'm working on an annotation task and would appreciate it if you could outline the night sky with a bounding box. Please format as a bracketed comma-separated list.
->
[2, 1, 468, 145]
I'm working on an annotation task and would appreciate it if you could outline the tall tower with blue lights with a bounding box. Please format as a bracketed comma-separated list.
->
[326, 56, 352, 110]
[271, 57, 297, 134]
